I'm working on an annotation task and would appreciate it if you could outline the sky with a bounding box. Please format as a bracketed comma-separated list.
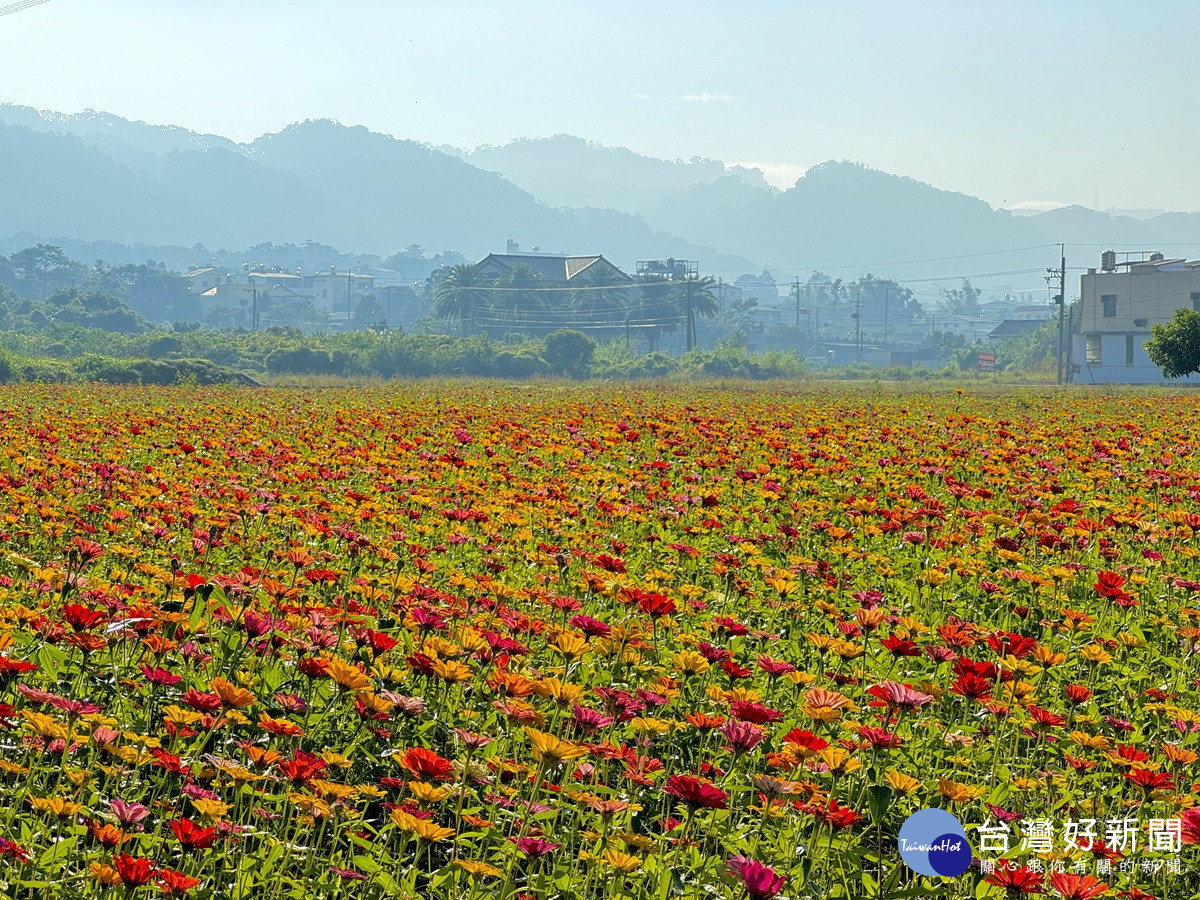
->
[1, 0, 1198, 213]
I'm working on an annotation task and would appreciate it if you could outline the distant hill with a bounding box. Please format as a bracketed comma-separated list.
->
[0, 107, 756, 273]
[3, 104, 1200, 285]
[458, 135, 773, 214]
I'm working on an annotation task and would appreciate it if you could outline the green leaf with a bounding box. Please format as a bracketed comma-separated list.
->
[867, 784, 893, 823]
[37, 833, 78, 867]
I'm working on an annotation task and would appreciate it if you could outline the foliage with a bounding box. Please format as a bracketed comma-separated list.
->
[1145, 308, 1200, 378]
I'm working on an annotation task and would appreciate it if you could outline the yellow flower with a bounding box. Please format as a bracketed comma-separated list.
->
[817, 747, 862, 776]
[413, 819, 455, 843]
[673, 650, 711, 675]
[325, 658, 373, 692]
[526, 727, 587, 765]
[885, 770, 920, 794]
[91, 863, 121, 887]
[190, 797, 230, 820]
[938, 778, 983, 802]
[1079, 644, 1113, 665]
[630, 717, 671, 736]
[455, 860, 503, 879]
[603, 849, 642, 872]
[408, 781, 450, 804]
[432, 658, 473, 684]
[162, 705, 204, 728]
[210, 677, 256, 708]
[554, 631, 590, 660]
[28, 796, 84, 818]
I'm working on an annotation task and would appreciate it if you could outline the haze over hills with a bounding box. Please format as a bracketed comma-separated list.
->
[4, 104, 1200, 286]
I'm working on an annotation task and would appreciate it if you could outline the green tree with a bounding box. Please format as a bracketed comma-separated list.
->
[573, 267, 629, 325]
[1145, 308, 1200, 378]
[938, 278, 982, 317]
[542, 329, 596, 378]
[673, 275, 720, 351]
[0, 245, 88, 298]
[433, 264, 490, 334]
[492, 262, 546, 330]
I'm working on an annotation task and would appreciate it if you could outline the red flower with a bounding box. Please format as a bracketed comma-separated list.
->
[276, 750, 327, 786]
[113, 853, 156, 887]
[880, 635, 920, 657]
[1065, 684, 1092, 705]
[987, 632, 1038, 659]
[951, 673, 994, 701]
[638, 593, 676, 618]
[157, 868, 202, 895]
[61, 603, 107, 632]
[169, 818, 218, 850]
[984, 862, 1044, 894]
[662, 775, 728, 809]
[1046, 873, 1109, 899]
[730, 701, 782, 724]
[180, 690, 222, 714]
[1182, 807, 1200, 844]
[401, 747, 454, 782]
[1123, 768, 1174, 792]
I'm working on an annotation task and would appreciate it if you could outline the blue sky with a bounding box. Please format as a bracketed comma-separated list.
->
[1, 0, 1197, 212]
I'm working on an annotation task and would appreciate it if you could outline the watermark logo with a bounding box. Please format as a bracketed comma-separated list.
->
[898, 808, 972, 877]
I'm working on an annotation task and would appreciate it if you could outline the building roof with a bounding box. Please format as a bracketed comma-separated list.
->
[185, 267, 218, 278]
[989, 319, 1045, 339]
[475, 253, 622, 283]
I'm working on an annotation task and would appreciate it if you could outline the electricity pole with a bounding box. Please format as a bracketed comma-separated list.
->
[854, 286, 862, 363]
[685, 278, 695, 352]
[1047, 245, 1066, 384]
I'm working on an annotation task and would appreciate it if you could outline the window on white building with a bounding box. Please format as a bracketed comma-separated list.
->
[1101, 295, 1117, 318]
[1086, 334, 1101, 365]
[1125, 334, 1134, 366]
[1192, 292, 1200, 312]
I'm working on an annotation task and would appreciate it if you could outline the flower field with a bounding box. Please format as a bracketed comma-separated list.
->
[3, 383, 1200, 899]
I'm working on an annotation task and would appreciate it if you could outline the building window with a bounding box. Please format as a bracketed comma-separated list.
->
[1101, 295, 1117, 317]
[1192, 292, 1200, 312]
[1086, 334, 1101, 365]
[1134, 318, 1147, 327]
[1125, 333, 1134, 366]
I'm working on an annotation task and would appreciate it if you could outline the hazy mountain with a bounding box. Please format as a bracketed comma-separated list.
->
[4, 105, 1199, 287]
[459, 135, 773, 214]
[0, 109, 755, 272]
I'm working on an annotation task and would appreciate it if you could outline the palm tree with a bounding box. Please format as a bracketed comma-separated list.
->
[433, 264, 489, 334]
[629, 274, 681, 351]
[573, 267, 630, 329]
[673, 275, 720, 351]
[492, 262, 546, 331]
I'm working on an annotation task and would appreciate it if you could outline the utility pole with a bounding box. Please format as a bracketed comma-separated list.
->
[1047, 244, 1066, 384]
[883, 283, 890, 344]
[854, 286, 862, 363]
[685, 278, 695, 352]
[794, 277, 802, 330]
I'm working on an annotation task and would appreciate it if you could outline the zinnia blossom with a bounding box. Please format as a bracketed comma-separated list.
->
[727, 855, 785, 900]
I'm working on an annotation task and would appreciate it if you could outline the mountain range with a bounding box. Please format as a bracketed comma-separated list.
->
[4, 103, 1200, 284]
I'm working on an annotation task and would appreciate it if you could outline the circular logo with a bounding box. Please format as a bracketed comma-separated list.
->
[898, 808, 971, 877]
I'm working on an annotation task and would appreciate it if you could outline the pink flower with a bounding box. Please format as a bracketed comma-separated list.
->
[867, 680, 935, 710]
[728, 855, 785, 900]
[510, 837, 561, 857]
[110, 799, 150, 828]
[720, 720, 766, 753]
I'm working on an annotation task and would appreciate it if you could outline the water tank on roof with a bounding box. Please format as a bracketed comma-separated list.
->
[1100, 250, 1116, 272]
[1151, 252, 1164, 262]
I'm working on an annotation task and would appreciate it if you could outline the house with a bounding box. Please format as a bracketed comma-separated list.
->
[472, 252, 627, 288]
[989, 319, 1046, 340]
[185, 267, 227, 294]
[301, 270, 375, 317]
[1072, 250, 1200, 383]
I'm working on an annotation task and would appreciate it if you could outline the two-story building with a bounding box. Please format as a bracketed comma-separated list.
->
[1073, 251, 1200, 383]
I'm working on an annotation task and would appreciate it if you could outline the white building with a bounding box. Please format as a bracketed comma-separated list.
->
[1073, 251, 1200, 383]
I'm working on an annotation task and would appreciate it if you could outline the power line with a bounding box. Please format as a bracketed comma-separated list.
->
[0, 0, 53, 17]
